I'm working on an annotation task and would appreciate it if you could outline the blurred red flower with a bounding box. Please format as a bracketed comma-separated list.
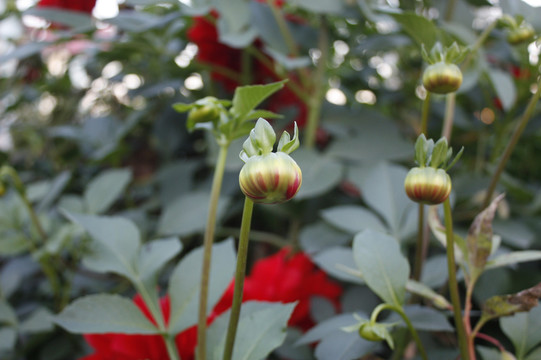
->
[81, 248, 342, 359]
[38, 0, 97, 14]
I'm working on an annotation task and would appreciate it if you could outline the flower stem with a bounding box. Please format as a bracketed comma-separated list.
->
[443, 198, 470, 360]
[197, 144, 229, 360]
[441, 92, 456, 141]
[223, 197, 255, 360]
[482, 76, 541, 208]
[370, 303, 428, 360]
[462, 20, 498, 71]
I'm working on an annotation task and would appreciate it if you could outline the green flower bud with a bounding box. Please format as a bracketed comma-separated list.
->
[239, 152, 302, 204]
[507, 24, 535, 45]
[358, 323, 386, 342]
[404, 167, 452, 205]
[187, 104, 221, 129]
[422, 62, 463, 94]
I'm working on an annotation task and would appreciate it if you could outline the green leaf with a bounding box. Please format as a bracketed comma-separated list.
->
[230, 80, 287, 122]
[388, 305, 453, 331]
[0, 300, 17, 327]
[265, 47, 311, 70]
[249, 2, 289, 54]
[0, 41, 49, 63]
[315, 330, 375, 360]
[158, 192, 231, 237]
[206, 301, 296, 360]
[358, 162, 416, 240]
[467, 194, 504, 281]
[486, 250, 541, 270]
[172, 103, 196, 113]
[24, 7, 93, 30]
[313, 247, 363, 284]
[405, 280, 451, 309]
[353, 229, 409, 306]
[243, 109, 282, 122]
[19, 308, 54, 334]
[293, 148, 343, 200]
[36, 170, 71, 212]
[168, 239, 235, 334]
[64, 212, 140, 281]
[84, 169, 132, 214]
[0, 327, 16, 353]
[320, 205, 386, 234]
[290, 0, 343, 14]
[500, 304, 541, 358]
[487, 67, 517, 112]
[296, 313, 359, 345]
[299, 222, 350, 254]
[138, 237, 182, 285]
[0, 234, 32, 256]
[54, 294, 159, 334]
[104, 11, 176, 33]
[386, 11, 442, 49]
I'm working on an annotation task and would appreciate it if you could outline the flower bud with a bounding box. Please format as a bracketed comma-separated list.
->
[507, 24, 535, 45]
[422, 62, 463, 94]
[187, 104, 221, 128]
[358, 322, 389, 342]
[404, 167, 452, 205]
[239, 152, 302, 204]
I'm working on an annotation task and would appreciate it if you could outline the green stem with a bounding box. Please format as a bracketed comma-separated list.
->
[304, 16, 328, 149]
[462, 20, 498, 71]
[443, 198, 470, 360]
[420, 91, 431, 134]
[482, 76, 541, 208]
[134, 280, 179, 360]
[223, 197, 255, 360]
[443, 0, 457, 21]
[441, 93, 456, 141]
[412, 204, 425, 283]
[197, 144, 229, 360]
[370, 303, 428, 360]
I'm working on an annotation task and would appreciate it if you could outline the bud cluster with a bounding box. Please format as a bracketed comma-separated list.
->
[499, 15, 536, 45]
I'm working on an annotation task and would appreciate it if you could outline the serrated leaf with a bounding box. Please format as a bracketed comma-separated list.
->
[138, 237, 182, 285]
[54, 294, 159, 334]
[64, 211, 140, 281]
[84, 168, 132, 214]
[353, 229, 409, 306]
[320, 205, 386, 234]
[230, 80, 287, 122]
[168, 239, 235, 334]
[207, 301, 296, 360]
[467, 194, 504, 281]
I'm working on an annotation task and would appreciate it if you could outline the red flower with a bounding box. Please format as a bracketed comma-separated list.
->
[81, 249, 342, 359]
[38, 0, 96, 14]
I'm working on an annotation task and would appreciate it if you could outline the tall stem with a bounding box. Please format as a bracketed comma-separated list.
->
[441, 93, 456, 141]
[304, 16, 328, 149]
[223, 197, 255, 360]
[197, 144, 229, 360]
[464, 282, 476, 360]
[482, 76, 541, 208]
[461, 20, 498, 71]
[443, 199, 470, 360]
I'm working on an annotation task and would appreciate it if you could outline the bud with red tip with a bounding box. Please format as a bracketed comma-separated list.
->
[404, 135, 463, 205]
[239, 118, 302, 204]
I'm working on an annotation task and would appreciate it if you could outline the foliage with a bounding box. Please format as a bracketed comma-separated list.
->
[2, 0, 541, 359]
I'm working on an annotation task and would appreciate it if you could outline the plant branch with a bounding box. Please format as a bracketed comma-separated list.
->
[441, 93, 456, 141]
[482, 76, 541, 208]
[443, 198, 470, 360]
[223, 197, 255, 360]
[197, 144, 229, 360]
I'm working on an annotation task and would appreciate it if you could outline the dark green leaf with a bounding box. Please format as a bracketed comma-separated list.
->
[386, 11, 442, 48]
[500, 303, 541, 358]
[55, 294, 159, 334]
[480, 282, 541, 324]
[230, 80, 287, 122]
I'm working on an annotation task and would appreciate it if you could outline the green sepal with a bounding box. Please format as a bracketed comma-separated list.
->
[422, 41, 468, 65]
[239, 118, 277, 162]
[445, 146, 463, 171]
[429, 137, 448, 168]
[277, 122, 300, 155]
[414, 134, 429, 167]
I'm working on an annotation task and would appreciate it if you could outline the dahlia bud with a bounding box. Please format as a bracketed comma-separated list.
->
[404, 167, 452, 205]
[239, 152, 302, 204]
[239, 118, 301, 204]
[405, 134, 462, 205]
[358, 322, 386, 342]
[422, 62, 463, 94]
[507, 23, 535, 45]
[186, 97, 223, 130]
